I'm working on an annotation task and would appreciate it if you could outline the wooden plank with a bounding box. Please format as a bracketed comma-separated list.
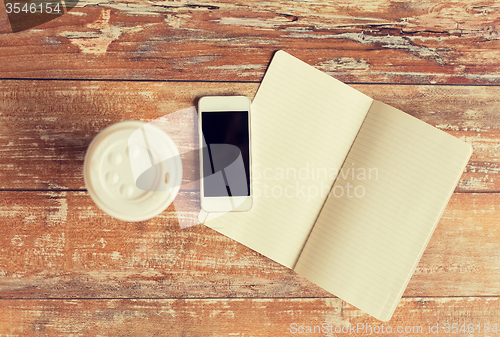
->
[0, 191, 498, 299]
[0, 80, 497, 191]
[1, 1, 500, 84]
[0, 297, 498, 336]
[0, 80, 256, 190]
[0, 190, 331, 299]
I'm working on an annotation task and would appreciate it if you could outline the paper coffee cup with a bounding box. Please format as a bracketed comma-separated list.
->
[83, 121, 182, 221]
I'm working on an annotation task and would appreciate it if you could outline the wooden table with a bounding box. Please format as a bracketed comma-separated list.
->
[1, 1, 499, 335]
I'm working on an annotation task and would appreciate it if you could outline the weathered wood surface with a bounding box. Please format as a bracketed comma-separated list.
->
[1, 0, 500, 334]
[0, 297, 498, 336]
[1, 1, 500, 84]
[0, 191, 498, 299]
[1, 80, 499, 191]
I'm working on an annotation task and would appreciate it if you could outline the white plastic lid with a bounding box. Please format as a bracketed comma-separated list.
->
[83, 121, 182, 222]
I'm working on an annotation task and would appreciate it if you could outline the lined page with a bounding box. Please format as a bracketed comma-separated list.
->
[204, 50, 374, 268]
[294, 101, 472, 320]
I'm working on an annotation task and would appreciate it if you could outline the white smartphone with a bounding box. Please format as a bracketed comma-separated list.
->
[199, 95, 252, 212]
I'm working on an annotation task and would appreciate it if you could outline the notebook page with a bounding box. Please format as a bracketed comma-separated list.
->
[294, 100, 472, 320]
[204, 50, 374, 268]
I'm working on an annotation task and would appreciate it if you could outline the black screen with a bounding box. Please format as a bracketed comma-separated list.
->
[202, 111, 250, 197]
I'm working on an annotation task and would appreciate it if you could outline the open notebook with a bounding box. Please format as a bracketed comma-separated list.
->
[203, 50, 472, 321]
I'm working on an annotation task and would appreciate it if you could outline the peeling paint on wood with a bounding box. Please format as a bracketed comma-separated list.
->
[0, 297, 498, 336]
[0, 0, 499, 332]
[0, 192, 497, 299]
[1, 1, 500, 83]
[59, 9, 149, 55]
[1, 81, 499, 191]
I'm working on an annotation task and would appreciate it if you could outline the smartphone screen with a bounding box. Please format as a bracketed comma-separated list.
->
[202, 111, 250, 197]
